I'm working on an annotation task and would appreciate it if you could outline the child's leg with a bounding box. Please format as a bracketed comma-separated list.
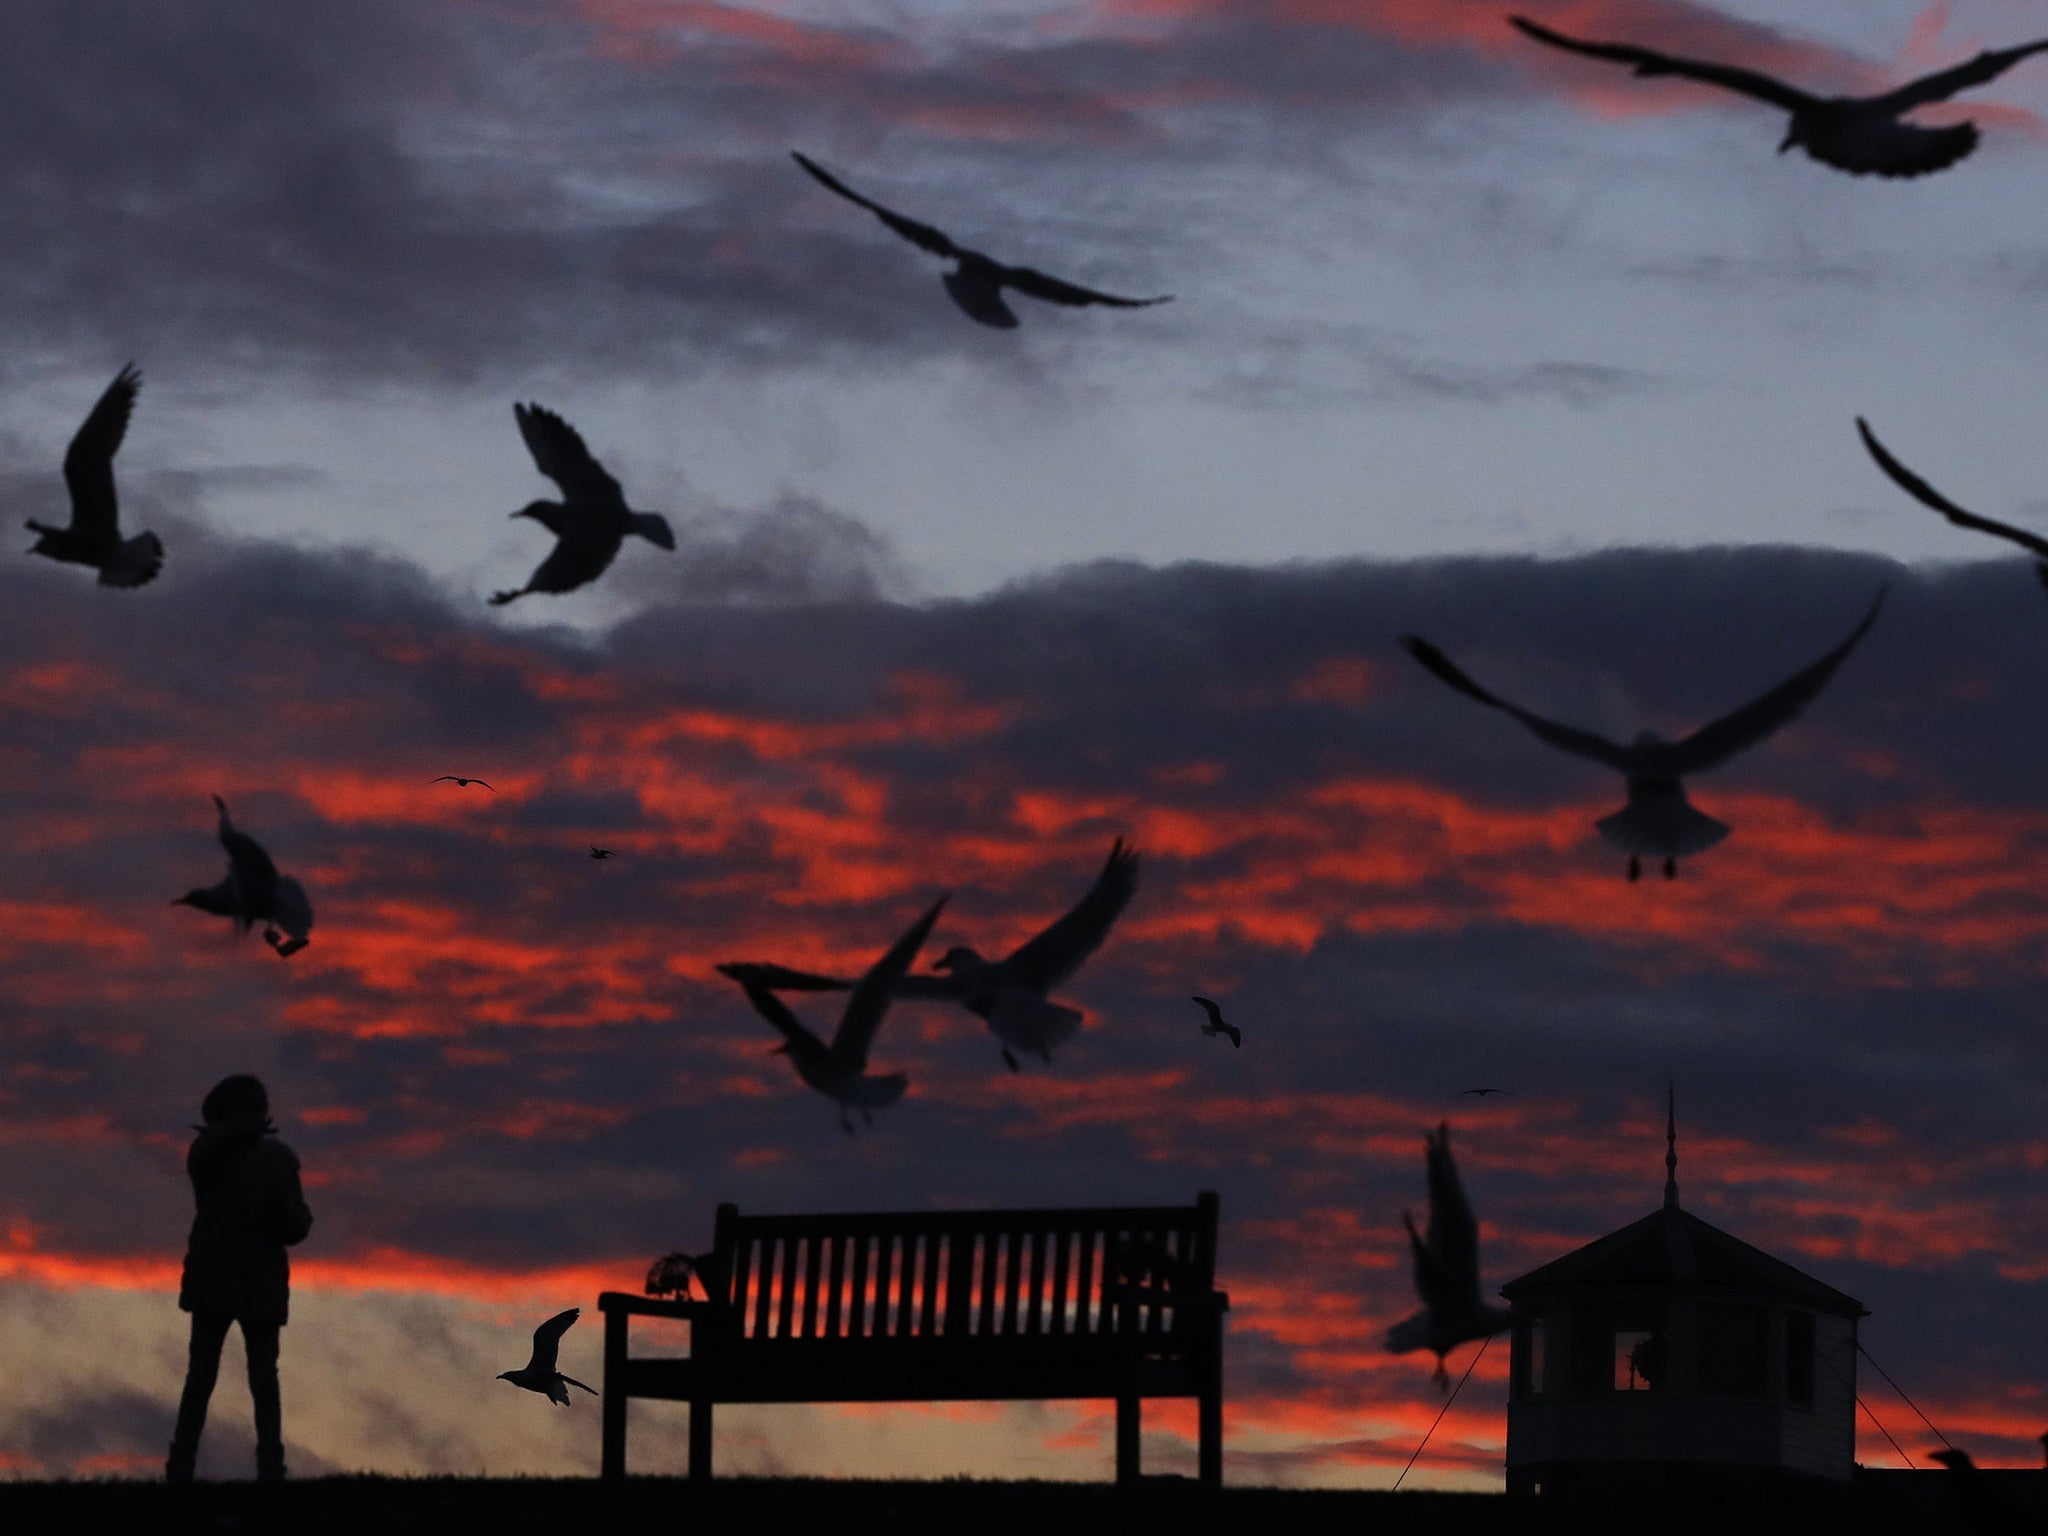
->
[242, 1318, 284, 1480]
[168, 1311, 233, 1481]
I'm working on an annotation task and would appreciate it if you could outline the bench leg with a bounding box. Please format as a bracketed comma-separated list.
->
[689, 1398, 713, 1482]
[1198, 1387, 1221, 1489]
[1115, 1396, 1140, 1485]
[601, 1309, 627, 1480]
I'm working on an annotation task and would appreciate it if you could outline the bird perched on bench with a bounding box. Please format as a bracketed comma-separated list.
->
[489, 403, 674, 606]
[1510, 15, 2048, 179]
[24, 363, 164, 589]
[721, 896, 947, 1134]
[173, 795, 314, 958]
[1191, 997, 1240, 1048]
[1401, 591, 1883, 880]
[718, 840, 1138, 1073]
[1386, 1123, 1513, 1390]
[498, 1308, 595, 1407]
[792, 153, 1171, 330]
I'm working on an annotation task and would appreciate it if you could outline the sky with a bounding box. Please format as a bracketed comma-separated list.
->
[2, 0, 2046, 1488]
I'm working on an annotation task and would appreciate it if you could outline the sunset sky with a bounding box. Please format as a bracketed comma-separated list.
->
[2, 0, 2046, 1486]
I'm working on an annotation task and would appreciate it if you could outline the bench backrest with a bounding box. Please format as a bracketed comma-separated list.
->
[698, 1194, 1220, 1349]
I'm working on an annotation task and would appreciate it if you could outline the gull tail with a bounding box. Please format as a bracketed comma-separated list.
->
[630, 512, 676, 550]
[987, 994, 1085, 1056]
[1595, 800, 1729, 859]
[99, 531, 164, 589]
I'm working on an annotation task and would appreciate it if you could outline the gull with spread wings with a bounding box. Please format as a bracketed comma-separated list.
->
[1858, 418, 2048, 592]
[1402, 593, 1884, 880]
[1386, 1123, 1514, 1391]
[173, 796, 314, 957]
[722, 840, 1138, 1072]
[497, 1308, 595, 1406]
[720, 897, 948, 1134]
[1511, 15, 2048, 179]
[792, 153, 1171, 330]
[489, 403, 675, 606]
[25, 364, 164, 589]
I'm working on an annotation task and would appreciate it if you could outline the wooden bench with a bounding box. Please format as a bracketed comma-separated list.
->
[598, 1193, 1227, 1485]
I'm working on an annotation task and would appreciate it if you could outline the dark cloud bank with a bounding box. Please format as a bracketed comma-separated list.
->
[1, 528, 2044, 1473]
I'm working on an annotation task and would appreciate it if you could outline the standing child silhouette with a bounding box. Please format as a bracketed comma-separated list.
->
[166, 1075, 313, 1483]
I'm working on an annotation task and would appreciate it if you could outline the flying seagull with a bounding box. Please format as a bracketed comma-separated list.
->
[1459, 1087, 1514, 1097]
[497, 1308, 595, 1406]
[589, 847, 614, 860]
[1191, 996, 1241, 1048]
[173, 795, 314, 957]
[1401, 591, 1884, 880]
[24, 364, 163, 589]
[1510, 15, 2048, 179]
[1385, 1123, 1514, 1390]
[721, 840, 1139, 1072]
[489, 403, 675, 606]
[792, 152, 1171, 330]
[721, 896, 947, 1134]
[430, 775, 494, 790]
[1858, 418, 2048, 591]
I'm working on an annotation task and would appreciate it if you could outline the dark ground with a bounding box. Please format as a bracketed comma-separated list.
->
[1, 1474, 2039, 1536]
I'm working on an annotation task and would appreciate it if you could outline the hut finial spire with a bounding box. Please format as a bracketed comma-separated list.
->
[1664, 1081, 1679, 1210]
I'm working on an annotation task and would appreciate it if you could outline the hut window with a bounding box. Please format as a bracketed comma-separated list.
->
[1697, 1304, 1770, 1397]
[1785, 1311, 1815, 1406]
[1514, 1316, 1549, 1397]
[1614, 1328, 1663, 1392]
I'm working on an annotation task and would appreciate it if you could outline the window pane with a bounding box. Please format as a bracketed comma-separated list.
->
[1785, 1311, 1815, 1406]
[1697, 1304, 1770, 1397]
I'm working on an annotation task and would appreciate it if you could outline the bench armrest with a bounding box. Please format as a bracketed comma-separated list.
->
[597, 1291, 721, 1321]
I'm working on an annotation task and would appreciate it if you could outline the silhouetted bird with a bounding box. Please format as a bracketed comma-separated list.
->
[1510, 15, 2048, 178]
[1191, 996, 1241, 1048]
[174, 796, 313, 957]
[1401, 591, 1883, 880]
[497, 1308, 595, 1406]
[1459, 1087, 1514, 1097]
[24, 364, 163, 588]
[721, 897, 947, 1134]
[1929, 1448, 2032, 1532]
[489, 403, 675, 606]
[792, 152, 1171, 330]
[1858, 418, 2048, 591]
[589, 847, 614, 860]
[1385, 1123, 1514, 1390]
[430, 775, 494, 790]
[723, 840, 1139, 1071]
[646, 1250, 717, 1299]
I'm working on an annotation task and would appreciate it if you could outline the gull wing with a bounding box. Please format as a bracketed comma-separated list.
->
[1667, 589, 1884, 775]
[732, 976, 829, 1057]
[1405, 1210, 1461, 1321]
[1509, 15, 1816, 111]
[527, 1307, 579, 1374]
[831, 896, 948, 1072]
[1192, 996, 1225, 1028]
[212, 795, 280, 895]
[997, 264, 1172, 311]
[1423, 1124, 1483, 1307]
[61, 365, 140, 538]
[792, 152, 961, 260]
[1857, 418, 2048, 560]
[715, 961, 851, 992]
[1002, 839, 1140, 994]
[514, 403, 624, 507]
[1401, 636, 1634, 771]
[1874, 37, 2048, 113]
[500, 523, 624, 600]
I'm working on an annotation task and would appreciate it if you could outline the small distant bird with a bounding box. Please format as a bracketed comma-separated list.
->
[174, 795, 313, 957]
[1401, 591, 1883, 880]
[721, 840, 1139, 1072]
[721, 896, 947, 1134]
[489, 403, 675, 606]
[1191, 996, 1241, 1048]
[497, 1308, 595, 1407]
[1510, 15, 2048, 179]
[792, 152, 1171, 330]
[589, 847, 614, 860]
[1385, 1123, 1514, 1390]
[1858, 418, 2048, 591]
[430, 775, 494, 790]
[24, 364, 164, 589]
[1459, 1087, 1514, 1097]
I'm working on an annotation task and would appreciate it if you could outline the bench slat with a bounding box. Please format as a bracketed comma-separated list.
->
[919, 1231, 942, 1336]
